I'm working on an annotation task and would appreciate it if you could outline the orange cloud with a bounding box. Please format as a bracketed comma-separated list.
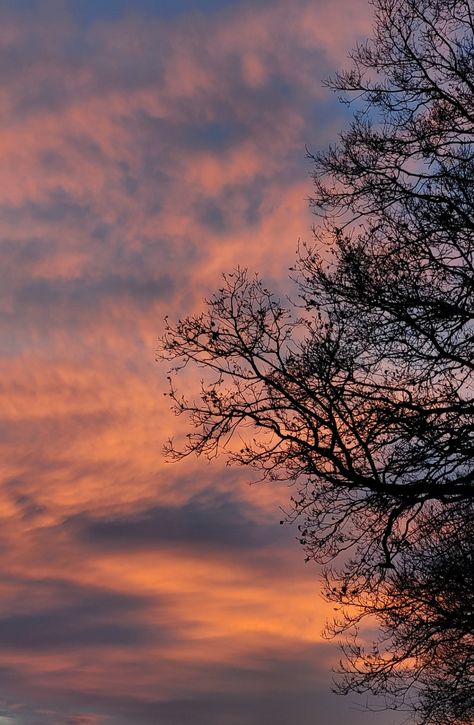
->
[0, 2, 387, 724]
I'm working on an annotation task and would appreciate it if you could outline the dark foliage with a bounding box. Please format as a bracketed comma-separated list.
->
[159, 0, 474, 722]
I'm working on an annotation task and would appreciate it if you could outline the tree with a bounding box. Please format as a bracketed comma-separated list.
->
[327, 500, 474, 724]
[159, 0, 474, 721]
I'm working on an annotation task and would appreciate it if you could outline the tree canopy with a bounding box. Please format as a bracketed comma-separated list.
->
[159, 1, 474, 722]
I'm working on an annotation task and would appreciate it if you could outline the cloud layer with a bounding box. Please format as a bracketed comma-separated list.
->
[0, 1, 403, 723]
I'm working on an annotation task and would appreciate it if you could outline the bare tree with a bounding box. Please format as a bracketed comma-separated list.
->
[327, 501, 474, 724]
[159, 0, 474, 721]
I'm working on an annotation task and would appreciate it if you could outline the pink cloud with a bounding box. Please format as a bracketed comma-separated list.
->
[0, 2, 384, 724]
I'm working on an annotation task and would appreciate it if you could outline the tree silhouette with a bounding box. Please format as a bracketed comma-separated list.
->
[327, 501, 474, 724]
[159, 0, 474, 721]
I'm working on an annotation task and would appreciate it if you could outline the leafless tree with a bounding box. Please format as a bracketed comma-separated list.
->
[327, 501, 474, 724]
[159, 0, 474, 721]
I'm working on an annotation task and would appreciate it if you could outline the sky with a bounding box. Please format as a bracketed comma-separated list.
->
[0, 1, 405, 724]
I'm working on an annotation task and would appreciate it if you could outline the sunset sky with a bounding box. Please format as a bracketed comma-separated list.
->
[0, 1, 405, 723]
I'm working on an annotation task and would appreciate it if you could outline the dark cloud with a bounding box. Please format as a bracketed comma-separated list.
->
[137, 113, 249, 154]
[4, 644, 401, 725]
[0, 578, 157, 651]
[0, 192, 91, 226]
[194, 179, 265, 231]
[65, 132, 106, 160]
[0, 607, 141, 651]
[187, 120, 248, 152]
[11, 492, 47, 522]
[70, 0, 252, 25]
[16, 273, 174, 309]
[0, 237, 57, 281]
[37, 149, 69, 173]
[193, 198, 227, 232]
[67, 492, 282, 554]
